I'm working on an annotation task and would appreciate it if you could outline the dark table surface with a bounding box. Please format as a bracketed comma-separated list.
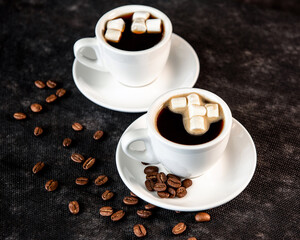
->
[1, 0, 299, 239]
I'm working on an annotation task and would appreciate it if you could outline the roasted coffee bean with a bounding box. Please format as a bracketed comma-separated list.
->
[71, 153, 84, 163]
[172, 222, 186, 235]
[63, 138, 72, 147]
[133, 224, 147, 238]
[102, 190, 114, 200]
[145, 180, 154, 191]
[167, 173, 181, 181]
[93, 130, 104, 140]
[32, 161, 45, 174]
[13, 112, 26, 120]
[157, 191, 170, 198]
[95, 175, 108, 186]
[168, 187, 176, 198]
[30, 103, 42, 112]
[123, 196, 139, 205]
[34, 127, 43, 136]
[111, 210, 125, 221]
[144, 166, 159, 174]
[83, 157, 95, 170]
[68, 201, 79, 214]
[46, 94, 57, 103]
[188, 237, 197, 240]
[46, 80, 57, 88]
[153, 182, 167, 192]
[176, 187, 187, 198]
[137, 210, 152, 219]
[99, 206, 113, 216]
[145, 203, 157, 210]
[72, 122, 83, 131]
[56, 88, 66, 97]
[75, 177, 89, 185]
[45, 180, 58, 191]
[182, 179, 193, 188]
[167, 176, 182, 188]
[130, 192, 137, 197]
[141, 162, 149, 165]
[146, 172, 157, 181]
[195, 212, 211, 222]
[34, 80, 46, 89]
[157, 172, 167, 183]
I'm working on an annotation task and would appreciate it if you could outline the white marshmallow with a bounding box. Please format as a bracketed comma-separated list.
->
[189, 116, 207, 132]
[131, 18, 147, 34]
[170, 97, 187, 111]
[107, 18, 125, 32]
[187, 93, 201, 106]
[132, 11, 150, 21]
[188, 105, 206, 118]
[205, 104, 219, 118]
[104, 29, 122, 43]
[146, 19, 162, 33]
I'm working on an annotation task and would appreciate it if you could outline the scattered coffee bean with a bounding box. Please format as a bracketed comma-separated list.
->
[167, 173, 180, 181]
[63, 138, 72, 147]
[146, 172, 157, 181]
[144, 166, 158, 174]
[145, 180, 154, 191]
[45, 180, 58, 192]
[46, 94, 57, 103]
[56, 88, 66, 97]
[157, 191, 170, 198]
[99, 206, 113, 216]
[34, 126, 43, 136]
[95, 175, 108, 186]
[133, 224, 147, 238]
[153, 182, 167, 192]
[141, 162, 149, 165]
[46, 80, 57, 88]
[111, 210, 125, 221]
[137, 210, 152, 219]
[68, 201, 79, 214]
[34, 80, 46, 89]
[71, 153, 85, 163]
[93, 130, 104, 140]
[130, 192, 137, 197]
[172, 222, 186, 235]
[145, 203, 157, 210]
[157, 172, 167, 183]
[83, 157, 95, 170]
[188, 237, 197, 240]
[195, 212, 211, 222]
[123, 196, 139, 205]
[30, 103, 42, 113]
[182, 179, 193, 188]
[72, 122, 83, 131]
[32, 161, 45, 174]
[75, 177, 89, 185]
[102, 190, 114, 200]
[168, 187, 176, 198]
[13, 112, 26, 120]
[167, 176, 181, 188]
[176, 187, 187, 198]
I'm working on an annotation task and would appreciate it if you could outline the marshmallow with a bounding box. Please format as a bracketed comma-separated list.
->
[104, 29, 122, 43]
[131, 18, 147, 34]
[107, 18, 125, 32]
[188, 105, 206, 118]
[132, 11, 150, 21]
[205, 104, 219, 118]
[146, 19, 162, 33]
[187, 93, 201, 106]
[170, 97, 187, 111]
[189, 116, 208, 133]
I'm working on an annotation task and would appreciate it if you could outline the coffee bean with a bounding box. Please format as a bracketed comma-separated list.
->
[195, 212, 211, 222]
[75, 177, 89, 185]
[144, 166, 158, 174]
[34, 80, 46, 89]
[168, 187, 176, 198]
[157, 172, 167, 183]
[153, 182, 167, 192]
[102, 190, 114, 200]
[123, 196, 139, 205]
[34, 127, 43, 136]
[111, 210, 125, 221]
[141, 162, 149, 165]
[45, 180, 58, 191]
[176, 187, 187, 198]
[182, 179, 192, 188]
[71, 153, 85, 163]
[146, 172, 157, 181]
[95, 175, 108, 186]
[130, 192, 137, 197]
[167, 173, 180, 181]
[145, 180, 154, 191]
[133, 224, 147, 238]
[13, 112, 26, 120]
[137, 210, 152, 218]
[63, 138, 72, 147]
[145, 203, 157, 210]
[72, 122, 83, 131]
[56, 88, 66, 97]
[157, 191, 170, 198]
[30, 103, 42, 112]
[83, 157, 95, 170]
[93, 130, 104, 140]
[188, 238, 197, 240]
[99, 206, 113, 216]
[32, 161, 45, 174]
[46, 80, 57, 88]
[167, 176, 181, 188]
[172, 222, 186, 235]
[46, 94, 57, 103]
[68, 201, 79, 214]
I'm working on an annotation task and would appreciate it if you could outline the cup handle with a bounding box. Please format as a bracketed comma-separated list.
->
[73, 37, 108, 72]
[121, 128, 160, 164]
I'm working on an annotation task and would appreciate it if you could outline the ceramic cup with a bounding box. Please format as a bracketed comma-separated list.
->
[121, 88, 233, 178]
[73, 5, 172, 87]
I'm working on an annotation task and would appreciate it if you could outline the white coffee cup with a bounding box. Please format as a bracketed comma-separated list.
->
[73, 5, 172, 87]
[121, 88, 233, 178]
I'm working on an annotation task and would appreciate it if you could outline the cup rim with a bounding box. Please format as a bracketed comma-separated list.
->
[147, 88, 233, 150]
[95, 5, 172, 55]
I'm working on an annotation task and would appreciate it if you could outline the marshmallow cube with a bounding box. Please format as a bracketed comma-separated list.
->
[188, 105, 207, 118]
[146, 19, 162, 33]
[205, 104, 219, 118]
[131, 18, 147, 34]
[107, 18, 125, 32]
[104, 29, 122, 43]
[170, 97, 187, 110]
[132, 11, 150, 21]
[187, 93, 201, 106]
[190, 116, 207, 132]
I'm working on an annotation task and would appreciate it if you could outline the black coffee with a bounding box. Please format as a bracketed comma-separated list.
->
[105, 13, 164, 51]
[156, 107, 224, 145]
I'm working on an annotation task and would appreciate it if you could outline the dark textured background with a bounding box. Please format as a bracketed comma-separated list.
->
[1, 0, 299, 239]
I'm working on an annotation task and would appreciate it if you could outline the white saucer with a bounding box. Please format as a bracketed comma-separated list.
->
[72, 33, 200, 113]
[116, 115, 257, 212]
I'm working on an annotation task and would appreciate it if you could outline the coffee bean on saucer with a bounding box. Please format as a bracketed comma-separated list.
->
[75, 177, 89, 185]
[172, 222, 186, 235]
[167, 174, 180, 181]
[133, 224, 147, 238]
[153, 182, 167, 192]
[168, 187, 176, 198]
[95, 175, 108, 186]
[146, 172, 157, 181]
[130, 192, 137, 197]
[46, 94, 57, 103]
[32, 161, 45, 174]
[34, 80, 46, 89]
[68, 201, 79, 214]
[30, 103, 42, 112]
[102, 190, 114, 200]
[46, 80, 57, 88]
[157, 191, 170, 198]
[144, 166, 158, 174]
[157, 172, 167, 183]
[45, 180, 58, 191]
[34, 126, 43, 136]
[71, 153, 84, 163]
[83, 157, 95, 170]
[93, 130, 104, 140]
[111, 210, 125, 221]
[56, 88, 66, 97]
[123, 196, 138, 205]
[99, 206, 113, 216]
[167, 176, 181, 188]
[195, 212, 211, 222]
[176, 187, 187, 198]
[145, 203, 157, 210]
[63, 138, 72, 147]
[145, 180, 154, 191]
[137, 210, 152, 219]
[141, 162, 149, 165]
[13, 112, 26, 120]
[182, 179, 192, 188]
[72, 122, 83, 131]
